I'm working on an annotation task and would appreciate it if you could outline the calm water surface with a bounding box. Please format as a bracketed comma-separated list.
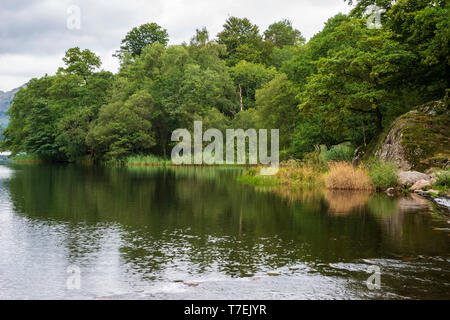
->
[0, 163, 449, 299]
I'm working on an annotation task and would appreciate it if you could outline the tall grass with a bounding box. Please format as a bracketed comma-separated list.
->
[239, 160, 325, 188]
[277, 160, 325, 187]
[325, 162, 374, 190]
[125, 154, 172, 166]
[322, 143, 354, 162]
[366, 160, 398, 190]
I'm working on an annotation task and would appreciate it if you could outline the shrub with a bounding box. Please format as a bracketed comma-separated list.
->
[11, 153, 43, 162]
[367, 160, 398, 190]
[325, 162, 373, 190]
[432, 170, 450, 192]
[323, 143, 354, 162]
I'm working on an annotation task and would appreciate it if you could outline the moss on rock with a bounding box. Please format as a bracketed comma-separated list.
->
[374, 100, 449, 172]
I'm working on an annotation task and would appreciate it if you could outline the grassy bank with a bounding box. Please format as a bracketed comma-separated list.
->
[108, 154, 172, 166]
[238, 160, 326, 189]
[9, 153, 45, 163]
[239, 159, 399, 191]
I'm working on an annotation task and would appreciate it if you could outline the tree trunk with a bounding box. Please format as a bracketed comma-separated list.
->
[239, 84, 244, 112]
[375, 107, 382, 133]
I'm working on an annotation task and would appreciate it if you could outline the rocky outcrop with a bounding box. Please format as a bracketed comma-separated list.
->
[374, 100, 449, 172]
[398, 171, 430, 187]
[409, 179, 431, 191]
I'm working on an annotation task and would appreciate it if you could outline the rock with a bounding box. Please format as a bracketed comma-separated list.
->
[352, 146, 365, 166]
[374, 100, 449, 172]
[385, 187, 396, 195]
[409, 179, 431, 191]
[416, 189, 440, 196]
[398, 171, 430, 187]
[375, 121, 412, 170]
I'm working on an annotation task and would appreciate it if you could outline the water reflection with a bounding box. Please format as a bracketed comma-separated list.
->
[0, 163, 449, 299]
[325, 190, 372, 215]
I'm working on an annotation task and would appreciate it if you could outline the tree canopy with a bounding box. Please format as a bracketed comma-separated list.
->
[117, 22, 169, 58]
[2, 1, 448, 162]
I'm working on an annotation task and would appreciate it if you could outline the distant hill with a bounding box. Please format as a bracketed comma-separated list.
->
[0, 87, 21, 128]
[0, 87, 21, 140]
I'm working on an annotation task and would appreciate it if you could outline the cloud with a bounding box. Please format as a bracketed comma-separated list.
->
[0, 0, 351, 91]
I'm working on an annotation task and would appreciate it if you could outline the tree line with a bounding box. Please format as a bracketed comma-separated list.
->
[1, 0, 448, 162]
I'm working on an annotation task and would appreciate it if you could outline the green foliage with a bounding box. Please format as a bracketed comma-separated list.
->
[123, 154, 171, 166]
[117, 22, 169, 58]
[229, 60, 277, 110]
[59, 47, 101, 78]
[10, 153, 42, 161]
[432, 170, 450, 192]
[217, 17, 271, 65]
[322, 143, 355, 162]
[87, 90, 156, 160]
[255, 74, 299, 156]
[367, 159, 398, 190]
[264, 19, 305, 48]
[299, 19, 416, 137]
[90, 42, 238, 158]
[231, 108, 258, 129]
[3, 4, 448, 168]
[2, 49, 113, 161]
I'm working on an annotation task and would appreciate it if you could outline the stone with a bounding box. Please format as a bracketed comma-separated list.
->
[398, 171, 430, 187]
[374, 100, 449, 172]
[409, 179, 431, 191]
[352, 146, 365, 166]
[385, 187, 396, 195]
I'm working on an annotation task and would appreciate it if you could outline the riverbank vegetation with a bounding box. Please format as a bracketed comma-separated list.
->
[431, 170, 450, 193]
[239, 156, 398, 191]
[1, 1, 448, 177]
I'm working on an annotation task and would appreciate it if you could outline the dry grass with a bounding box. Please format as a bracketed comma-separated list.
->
[325, 162, 374, 190]
[277, 161, 323, 187]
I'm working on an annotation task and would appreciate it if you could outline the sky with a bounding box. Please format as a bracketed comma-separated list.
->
[0, 0, 352, 92]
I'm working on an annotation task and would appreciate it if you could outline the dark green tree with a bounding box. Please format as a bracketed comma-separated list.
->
[217, 17, 270, 65]
[59, 47, 101, 81]
[264, 19, 305, 48]
[117, 22, 169, 58]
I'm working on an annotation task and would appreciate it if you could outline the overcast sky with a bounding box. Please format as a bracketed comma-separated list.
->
[0, 0, 352, 91]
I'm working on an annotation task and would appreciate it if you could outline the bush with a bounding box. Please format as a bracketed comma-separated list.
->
[367, 160, 398, 190]
[325, 162, 373, 190]
[432, 170, 450, 192]
[322, 143, 355, 162]
[11, 153, 43, 162]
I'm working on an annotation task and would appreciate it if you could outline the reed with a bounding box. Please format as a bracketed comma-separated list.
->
[325, 162, 374, 190]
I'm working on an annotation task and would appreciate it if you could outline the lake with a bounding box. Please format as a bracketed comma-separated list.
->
[0, 163, 449, 299]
